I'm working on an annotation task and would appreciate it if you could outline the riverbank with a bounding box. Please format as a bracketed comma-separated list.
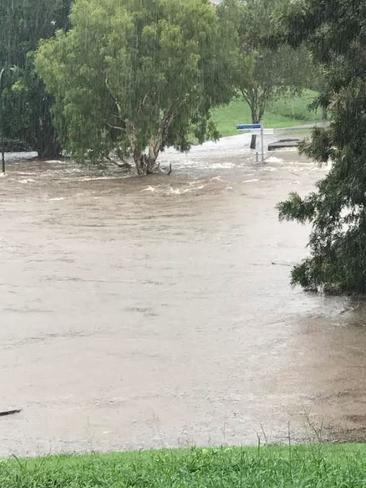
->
[212, 91, 322, 136]
[2, 445, 365, 487]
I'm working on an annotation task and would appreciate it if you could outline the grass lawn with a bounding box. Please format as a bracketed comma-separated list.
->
[2, 444, 366, 487]
[213, 90, 322, 137]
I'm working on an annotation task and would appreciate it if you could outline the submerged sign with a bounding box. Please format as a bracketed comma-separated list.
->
[236, 123, 271, 163]
[236, 123, 274, 135]
[236, 123, 262, 130]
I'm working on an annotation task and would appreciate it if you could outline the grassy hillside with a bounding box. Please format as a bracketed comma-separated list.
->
[1, 444, 365, 487]
[213, 90, 322, 136]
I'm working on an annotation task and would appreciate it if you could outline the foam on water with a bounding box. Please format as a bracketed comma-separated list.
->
[167, 186, 192, 195]
[243, 179, 259, 184]
[19, 178, 36, 184]
[209, 162, 236, 169]
[0, 136, 362, 457]
[266, 156, 283, 164]
[77, 176, 128, 182]
[141, 186, 156, 192]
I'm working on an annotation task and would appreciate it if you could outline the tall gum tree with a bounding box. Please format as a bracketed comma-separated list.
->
[220, 0, 313, 149]
[36, 0, 236, 174]
[277, 0, 366, 293]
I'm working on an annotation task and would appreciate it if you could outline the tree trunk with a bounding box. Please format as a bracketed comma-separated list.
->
[37, 142, 62, 160]
[243, 90, 260, 150]
[250, 134, 257, 150]
[321, 106, 328, 121]
[250, 109, 259, 150]
[36, 134, 62, 160]
[133, 152, 158, 176]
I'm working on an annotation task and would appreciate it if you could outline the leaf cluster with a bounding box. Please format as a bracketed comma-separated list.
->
[0, 0, 71, 156]
[278, 0, 366, 293]
[36, 0, 236, 165]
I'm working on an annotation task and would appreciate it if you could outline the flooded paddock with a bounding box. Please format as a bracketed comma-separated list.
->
[0, 134, 365, 457]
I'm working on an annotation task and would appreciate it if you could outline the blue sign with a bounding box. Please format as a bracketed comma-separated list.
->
[236, 123, 262, 130]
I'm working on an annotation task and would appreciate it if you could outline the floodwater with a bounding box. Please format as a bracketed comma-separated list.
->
[0, 134, 365, 457]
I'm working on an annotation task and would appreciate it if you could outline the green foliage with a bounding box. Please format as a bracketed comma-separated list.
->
[36, 0, 235, 174]
[0, 445, 365, 487]
[278, 0, 366, 293]
[268, 90, 321, 121]
[0, 0, 71, 157]
[219, 0, 314, 127]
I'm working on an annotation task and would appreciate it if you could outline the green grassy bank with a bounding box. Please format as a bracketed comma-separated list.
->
[2, 445, 366, 487]
[213, 90, 322, 136]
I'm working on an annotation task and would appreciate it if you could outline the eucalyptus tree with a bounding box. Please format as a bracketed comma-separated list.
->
[278, 0, 366, 293]
[220, 0, 313, 148]
[36, 0, 235, 174]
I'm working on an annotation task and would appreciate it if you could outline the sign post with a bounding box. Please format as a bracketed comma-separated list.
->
[260, 124, 264, 164]
[236, 123, 272, 163]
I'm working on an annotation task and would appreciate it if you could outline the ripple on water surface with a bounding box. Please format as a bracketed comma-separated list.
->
[0, 141, 363, 457]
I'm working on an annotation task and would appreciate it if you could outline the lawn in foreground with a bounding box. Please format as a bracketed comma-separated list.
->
[2, 445, 366, 487]
[213, 90, 322, 136]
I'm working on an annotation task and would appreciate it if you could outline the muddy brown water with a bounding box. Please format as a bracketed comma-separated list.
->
[0, 135, 366, 457]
